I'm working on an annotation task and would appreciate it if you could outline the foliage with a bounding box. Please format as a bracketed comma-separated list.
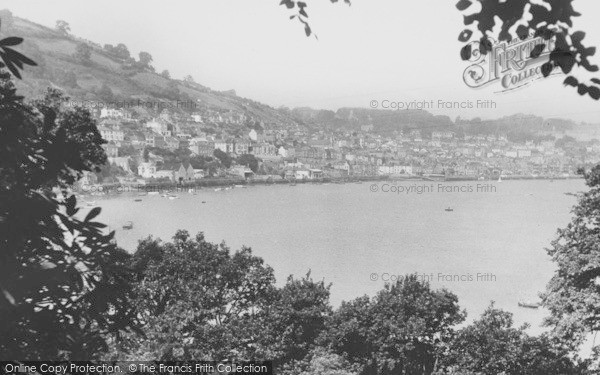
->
[456, 0, 600, 100]
[237, 153, 260, 173]
[542, 165, 600, 361]
[116, 230, 277, 360]
[55, 20, 70, 36]
[280, 0, 351, 38]
[324, 275, 465, 375]
[0, 74, 140, 359]
[0, 23, 37, 79]
[442, 303, 582, 374]
[214, 148, 233, 168]
[97, 83, 114, 102]
[74, 42, 92, 65]
[160, 69, 170, 79]
[104, 43, 130, 60]
[138, 51, 153, 71]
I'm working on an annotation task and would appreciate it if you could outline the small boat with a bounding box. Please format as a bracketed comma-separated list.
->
[148, 192, 159, 196]
[518, 301, 540, 309]
[122, 221, 133, 230]
[168, 195, 178, 200]
[134, 198, 142, 202]
[202, 201, 206, 204]
[498, 175, 502, 183]
[214, 188, 223, 192]
[86, 201, 96, 207]
[235, 185, 246, 188]
[445, 207, 454, 212]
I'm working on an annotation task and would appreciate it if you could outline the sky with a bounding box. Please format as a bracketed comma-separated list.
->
[2, 0, 600, 122]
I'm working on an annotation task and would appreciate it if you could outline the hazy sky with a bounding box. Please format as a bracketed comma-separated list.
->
[3, 0, 600, 122]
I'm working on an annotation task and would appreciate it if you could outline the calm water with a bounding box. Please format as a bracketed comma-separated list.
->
[90, 179, 585, 333]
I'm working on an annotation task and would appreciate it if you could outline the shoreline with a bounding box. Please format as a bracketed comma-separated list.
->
[76, 174, 584, 197]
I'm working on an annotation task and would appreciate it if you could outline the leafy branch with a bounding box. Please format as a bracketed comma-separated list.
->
[280, 0, 351, 38]
[456, 0, 600, 100]
[0, 19, 37, 79]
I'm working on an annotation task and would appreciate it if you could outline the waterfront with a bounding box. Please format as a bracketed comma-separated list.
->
[91, 179, 585, 333]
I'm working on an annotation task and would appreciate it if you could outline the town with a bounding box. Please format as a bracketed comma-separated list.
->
[80, 105, 595, 191]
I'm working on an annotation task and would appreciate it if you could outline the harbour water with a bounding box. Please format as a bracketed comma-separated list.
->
[90, 179, 585, 333]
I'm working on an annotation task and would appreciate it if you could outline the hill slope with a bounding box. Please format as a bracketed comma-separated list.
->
[1, 10, 293, 125]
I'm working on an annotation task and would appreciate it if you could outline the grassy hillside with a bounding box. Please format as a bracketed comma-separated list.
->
[1, 9, 293, 124]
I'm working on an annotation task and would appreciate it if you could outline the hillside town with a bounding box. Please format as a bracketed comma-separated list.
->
[81, 105, 597, 189]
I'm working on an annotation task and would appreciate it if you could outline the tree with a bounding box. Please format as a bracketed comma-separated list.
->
[0, 78, 140, 359]
[237, 153, 260, 173]
[97, 83, 114, 102]
[104, 43, 130, 60]
[138, 51, 153, 71]
[213, 148, 232, 168]
[0, 28, 139, 360]
[114, 43, 130, 60]
[324, 275, 465, 375]
[443, 304, 582, 374]
[117, 230, 277, 360]
[74, 42, 92, 65]
[258, 273, 332, 369]
[160, 70, 171, 79]
[184, 75, 195, 84]
[542, 165, 600, 361]
[55, 20, 70, 36]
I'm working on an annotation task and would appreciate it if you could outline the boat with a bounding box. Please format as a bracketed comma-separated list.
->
[518, 301, 540, 309]
[168, 195, 178, 200]
[234, 185, 246, 188]
[445, 207, 454, 212]
[148, 191, 159, 196]
[497, 175, 502, 183]
[202, 201, 206, 204]
[214, 188, 223, 192]
[122, 221, 133, 230]
[134, 198, 142, 202]
[86, 201, 96, 207]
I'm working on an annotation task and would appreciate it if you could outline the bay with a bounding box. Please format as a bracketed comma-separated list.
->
[91, 179, 585, 333]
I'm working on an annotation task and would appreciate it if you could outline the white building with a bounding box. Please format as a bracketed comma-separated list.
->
[137, 162, 157, 178]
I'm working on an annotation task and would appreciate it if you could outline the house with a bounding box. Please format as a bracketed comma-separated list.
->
[146, 119, 172, 136]
[234, 140, 251, 155]
[193, 169, 205, 179]
[174, 163, 195, 182]
[229, 165, 254, 179]
[102, 143, 119, 158]
[308, 169, 324, 179]
[164, 137, 180, 151]
[191, 113, 203, 123]
[138, 162, 157, 178]
[249, 129, 258, 141]
[100, 108, 127, 119]
[189, 141, 215, 156]
[214, 140, 234, 153]
[98, 126, 124, 143]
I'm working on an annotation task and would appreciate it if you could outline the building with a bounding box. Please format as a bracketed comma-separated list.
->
[138, 162, 157, 178]
[98, 126, 124, 143]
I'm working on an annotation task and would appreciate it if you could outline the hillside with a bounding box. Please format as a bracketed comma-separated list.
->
[2, 8, 599, 140]
[0, 9, 294, 125]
